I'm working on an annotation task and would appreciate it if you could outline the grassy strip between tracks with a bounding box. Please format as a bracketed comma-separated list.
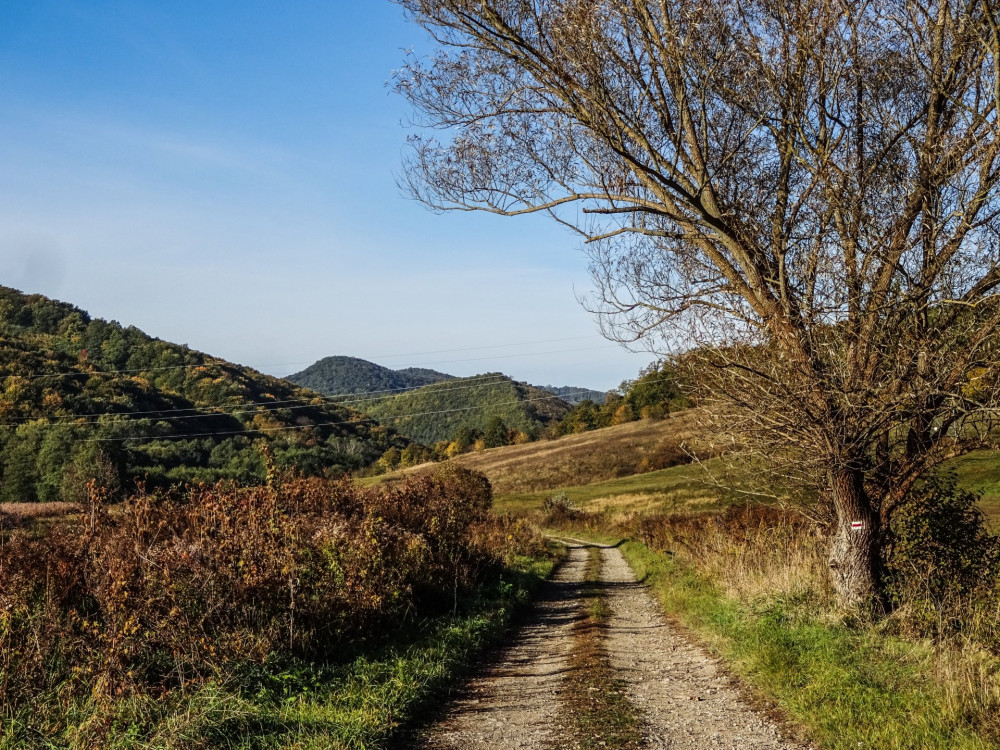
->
[560, 545, 645, 750]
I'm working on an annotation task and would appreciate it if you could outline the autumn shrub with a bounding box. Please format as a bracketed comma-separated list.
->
[634, 441, 692, 473]
[542, 491, 577, 522]
[0, 466, 537, 736]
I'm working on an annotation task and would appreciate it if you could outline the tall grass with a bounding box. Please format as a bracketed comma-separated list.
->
[624, 505, 1000, 747]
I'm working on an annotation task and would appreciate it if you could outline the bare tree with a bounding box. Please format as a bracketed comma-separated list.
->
[394, 0, 1000, 609]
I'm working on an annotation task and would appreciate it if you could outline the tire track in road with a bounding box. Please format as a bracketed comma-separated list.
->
[418, 543, 589, 750]
[599, 544, 803, 749]
[418, 539, 804, 750]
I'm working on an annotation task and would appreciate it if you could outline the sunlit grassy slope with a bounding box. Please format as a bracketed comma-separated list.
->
[370, 413, 706, 491]
[378, 409, 1000, 525]
[450, 411, 709, 493]
[942, 450, 1000, 524]
[494, 447, 1000, 526]
[492, 460, 732, 515]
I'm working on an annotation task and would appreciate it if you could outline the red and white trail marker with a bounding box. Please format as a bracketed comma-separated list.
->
[850, 520, 865, 530]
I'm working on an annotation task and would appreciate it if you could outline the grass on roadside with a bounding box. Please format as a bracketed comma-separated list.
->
[621, 540, 994, 750]
[0, 554, 560, 750]
[225, 554, 559, 750]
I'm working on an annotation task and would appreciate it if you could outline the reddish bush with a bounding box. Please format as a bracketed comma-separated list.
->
[0, 467, 536, 719]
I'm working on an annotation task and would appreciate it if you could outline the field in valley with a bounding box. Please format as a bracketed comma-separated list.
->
[10, 414, 1000, 748]
[406, 414, 1000, 527]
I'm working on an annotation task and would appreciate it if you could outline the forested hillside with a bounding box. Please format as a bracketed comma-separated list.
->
[288, 355, 454, 395]
[358, 373, 573, 446]
[0, 287, 407, 502]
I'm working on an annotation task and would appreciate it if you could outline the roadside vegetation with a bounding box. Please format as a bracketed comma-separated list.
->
[524, 468, 1000, 748]
[0, 464, 550, 749]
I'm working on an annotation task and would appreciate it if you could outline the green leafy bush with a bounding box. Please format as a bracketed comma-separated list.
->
[884, 473, 1000, 636]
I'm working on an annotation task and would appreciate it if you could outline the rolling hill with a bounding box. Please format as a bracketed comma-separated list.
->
[0, 286, 408, 501]
[287, 356, 455, 396]
[353, 372, 574, 445]
[446, 411, 709, 494]
[537, 384, 609, 405]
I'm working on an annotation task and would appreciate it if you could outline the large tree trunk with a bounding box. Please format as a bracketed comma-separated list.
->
[828, 466, 884, 612]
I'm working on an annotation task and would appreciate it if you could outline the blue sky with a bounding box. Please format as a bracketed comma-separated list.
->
[0, 1, 650, 390]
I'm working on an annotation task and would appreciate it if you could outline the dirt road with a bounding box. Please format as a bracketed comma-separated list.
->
[417, 541, 803, 749]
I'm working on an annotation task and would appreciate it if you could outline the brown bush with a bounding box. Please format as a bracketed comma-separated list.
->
[634, 441, 693, 474]
[0, 467, 536, 729]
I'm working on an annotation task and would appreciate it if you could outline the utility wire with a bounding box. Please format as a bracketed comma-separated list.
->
[7, 335, 608, 381]
[339, 335, 599, 360]
[0, 368, 655, 432]
[84, 389, 597, 444]
[0, 343, 621, 426]
[0, 373, 518, 428]
[271, 345, 622, 376]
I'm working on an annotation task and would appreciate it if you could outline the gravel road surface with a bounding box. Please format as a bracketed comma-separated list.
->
[417, 541, 803, 749]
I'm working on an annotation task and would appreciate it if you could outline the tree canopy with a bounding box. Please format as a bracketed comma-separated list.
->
[396, 0, 1000, 609]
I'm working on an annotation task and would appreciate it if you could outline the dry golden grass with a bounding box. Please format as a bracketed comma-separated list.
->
[627, 510, 1000, 747]
[934, 643, 1000, 737]
[0, 502, 92, 537]
[447, 412, 708, 494]
[634, 507, 835, 608]
[0, 502, 81, 520]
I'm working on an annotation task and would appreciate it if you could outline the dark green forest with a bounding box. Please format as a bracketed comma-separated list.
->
[356, 373, 572, 446]
[288, 355, 454, 395]
[0, 287, 408, 502]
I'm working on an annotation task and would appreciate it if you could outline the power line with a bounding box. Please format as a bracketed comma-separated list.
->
[315, 335, 600, 361]
[84, 389, 597, 444]
[7, 335, 611, 381]
[0, 343, 622, 427]
[0, 373, 518, 428]
[271, 345, 623, 374]
[10, 369, 674, 447]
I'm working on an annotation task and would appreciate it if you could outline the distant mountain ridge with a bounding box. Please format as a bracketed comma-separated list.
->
[289, 355, 605, 405]
[287, 356, 455, 397]
[286, 356, 579, 445]
[358, 372, 573, 445]
[537, 384, 609, 405]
